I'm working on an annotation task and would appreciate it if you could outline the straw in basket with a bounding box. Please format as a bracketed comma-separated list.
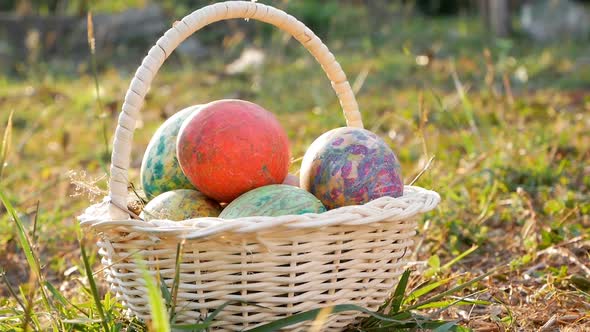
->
[78, 1, 441, 331]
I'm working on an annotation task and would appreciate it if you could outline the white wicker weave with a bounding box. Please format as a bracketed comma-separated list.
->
[78, 1, 441, 330]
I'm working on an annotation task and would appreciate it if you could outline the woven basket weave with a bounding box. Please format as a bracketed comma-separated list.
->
[78, 1, 441, 331]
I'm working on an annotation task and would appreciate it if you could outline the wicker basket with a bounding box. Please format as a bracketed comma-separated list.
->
[78, 1, 440, 331]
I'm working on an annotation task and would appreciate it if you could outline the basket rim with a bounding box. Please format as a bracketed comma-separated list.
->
[79, 185, 440, 239]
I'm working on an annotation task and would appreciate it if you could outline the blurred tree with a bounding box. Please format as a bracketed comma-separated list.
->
[416, 0, 472, 15]
[0, 0, 88, 15]
[285, 0, 337, 38]
[0, 0, 17, 12]
[479, 0, 512, 38]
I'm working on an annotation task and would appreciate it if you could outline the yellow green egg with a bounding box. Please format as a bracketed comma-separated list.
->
[140, 189, 221, 221]
[219, 184, 326, 219]
[140, 105, 201, 199]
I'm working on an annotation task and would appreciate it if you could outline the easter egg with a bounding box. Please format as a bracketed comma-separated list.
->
[282, 173, 299, 187]
[219, 184, 326, 219]
[300, 127, 403, 209]
[140, 189, 221, 221]
[140, 105, 201, 199]
[177, 99, 290, 203]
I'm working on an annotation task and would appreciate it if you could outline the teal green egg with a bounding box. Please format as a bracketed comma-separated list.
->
[219, 184, 326, 219]
[141, 105, 201, 199]
[140, 189, 221, 221]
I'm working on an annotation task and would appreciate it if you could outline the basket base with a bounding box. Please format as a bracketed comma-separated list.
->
[96, 217, 417, 330]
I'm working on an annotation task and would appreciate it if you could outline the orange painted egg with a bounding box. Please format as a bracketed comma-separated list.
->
[177, 99, 290, 203]
[140, 189, 221, 221]
[300, 127, 403, 209]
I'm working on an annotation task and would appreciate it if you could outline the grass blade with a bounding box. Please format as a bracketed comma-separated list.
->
[171, 301, 258, 331]
[416, 299, 491, 310]
[0, 188, 41, 278]
[0, 110, 14, 180]
[80, 243, 110, 332]
[441, 245, 478, 271]
[171, 322, 210, 330]
[159, 243, 183, 324]
[409, 155, 435, 186]
[87, 11, 110, 172]
[159, 277, 172, 306]
[426, 246, 478, 278]
[406, 269, 495, 311]
[44, 281, 90, 318]
[1, 267, 26, 312]
[245, 304, 410, 332]
[404, 277, 455, 304]
[170, 242, 183, 321]
[360, 314, 459, 331]
[138, 261, 171, 332]
[390, 269, 411, 314]
[363, 270, 412, 328]
[62, 318, 103, 324]
[0, 187, 52, 314]
[202, 301, 232, 325]
[432, 321, 460, 332]
[22, 275, 39, 332]
[451, 60, 480, 139]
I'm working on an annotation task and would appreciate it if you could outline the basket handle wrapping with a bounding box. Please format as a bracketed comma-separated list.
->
[108, 1, 363, 218]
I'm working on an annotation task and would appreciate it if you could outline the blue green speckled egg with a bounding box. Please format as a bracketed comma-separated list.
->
[219, 184, 326, 219]
[140, 189, 221, 221]
[140, 105, 201, 199]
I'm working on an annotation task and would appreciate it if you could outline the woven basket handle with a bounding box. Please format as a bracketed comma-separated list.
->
[108, 1, 363, 217]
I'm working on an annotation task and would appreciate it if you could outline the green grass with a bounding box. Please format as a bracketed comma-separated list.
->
[1, 4, 590, 331]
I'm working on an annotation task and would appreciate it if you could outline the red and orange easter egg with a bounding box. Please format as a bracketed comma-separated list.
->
[300, 127, 403, 209]
[177, 99, 290, 203]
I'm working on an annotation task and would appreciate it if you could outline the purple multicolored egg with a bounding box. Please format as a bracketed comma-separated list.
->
[140, 105, 201, 199]
[300, 127, 403, 209]
[140, 189, 221, 221]
[219, 184, 326, 219]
